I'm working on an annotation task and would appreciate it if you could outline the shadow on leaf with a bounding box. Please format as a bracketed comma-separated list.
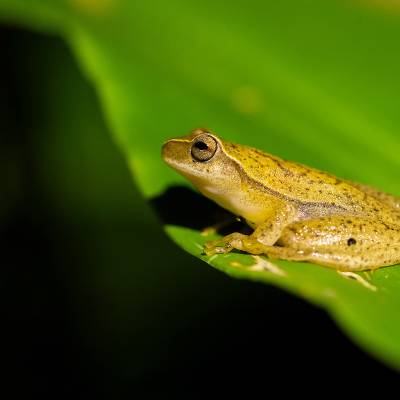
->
[150, 186, 251, 235]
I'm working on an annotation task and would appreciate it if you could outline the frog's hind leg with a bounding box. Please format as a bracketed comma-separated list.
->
[275, 216, 400, 271]
[204, 215, 400, 271]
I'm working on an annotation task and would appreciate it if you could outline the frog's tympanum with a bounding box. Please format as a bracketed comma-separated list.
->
[162, 128, 400, 271]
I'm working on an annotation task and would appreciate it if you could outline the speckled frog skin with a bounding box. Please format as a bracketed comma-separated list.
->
[162, 128, 400, 271]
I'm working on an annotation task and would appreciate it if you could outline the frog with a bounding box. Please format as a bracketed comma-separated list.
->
[161, 128, 400, 271]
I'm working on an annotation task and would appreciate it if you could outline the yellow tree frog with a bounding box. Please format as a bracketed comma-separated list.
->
[162, 128, 400, 271]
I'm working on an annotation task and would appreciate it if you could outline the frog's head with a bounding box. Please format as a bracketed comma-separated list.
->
[162, 128, 242, 199]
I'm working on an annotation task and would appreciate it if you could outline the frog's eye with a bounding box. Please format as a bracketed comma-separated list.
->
[191, 135, 218, 162]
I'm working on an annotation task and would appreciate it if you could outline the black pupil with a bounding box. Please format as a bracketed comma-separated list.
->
[347, 238, 357, 246]
[194, 141, 208, 151]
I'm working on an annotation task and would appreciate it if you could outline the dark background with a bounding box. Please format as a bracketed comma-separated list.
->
[1, 28, 398, 396]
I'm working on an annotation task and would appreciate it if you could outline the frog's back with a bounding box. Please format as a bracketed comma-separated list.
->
[222, 141, 396, 217]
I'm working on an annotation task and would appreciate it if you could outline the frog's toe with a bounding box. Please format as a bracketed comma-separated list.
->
[204, 239, 233, 256]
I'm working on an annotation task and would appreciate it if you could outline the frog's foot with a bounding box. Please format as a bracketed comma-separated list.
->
[337, 271, 377, 291]
[205, 234, 315, 260]
[204, 233, 270, 256]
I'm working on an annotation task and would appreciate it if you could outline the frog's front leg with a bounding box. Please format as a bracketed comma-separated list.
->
[204, 205, 297, 256]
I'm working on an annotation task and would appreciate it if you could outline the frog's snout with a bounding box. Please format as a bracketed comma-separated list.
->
[161, 138, 189, 171]
[161, 141, 169, 159]
[161, 140, 174, 167]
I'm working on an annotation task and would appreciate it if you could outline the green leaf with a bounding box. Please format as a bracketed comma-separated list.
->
[2, 0, 400, 370]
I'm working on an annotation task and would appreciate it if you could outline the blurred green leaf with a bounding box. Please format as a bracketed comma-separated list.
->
[2, 0, 400, 370]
